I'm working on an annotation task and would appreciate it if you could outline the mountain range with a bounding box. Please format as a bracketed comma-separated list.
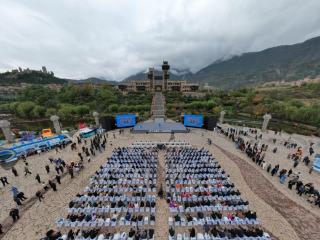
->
[125, 36, 320, 89]
[1, 36, 320, 89]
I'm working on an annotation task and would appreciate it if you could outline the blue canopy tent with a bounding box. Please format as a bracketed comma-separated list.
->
[312, 154, 320, 172]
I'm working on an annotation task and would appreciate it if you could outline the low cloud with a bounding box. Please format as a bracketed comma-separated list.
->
[1, 0, 320, 80]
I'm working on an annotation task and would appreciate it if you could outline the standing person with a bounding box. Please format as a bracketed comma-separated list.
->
[45, 165, 50, 174]
[35, 174, 41, 184]
[309, 167, 313, 174]
[293, 158, 300, 168]
[280, 173, 287, 184]
[55, 175, 61, 184]
[309, 145, 314, 156]
[297, 184, 305, 196]
[48, 180, 57, 191]
[266, 163, 272, 173]
[11, 167, 18, 177]
[68, 166, 74, 179]
[78, 152, 83, 161]
[59, 165, 64, 173]
[55, 165, 60, 174]
[0, 177, 9, 186]
[17, 192, 27, 201]
[36, 191, 44, 202]
[9, 208, 19, 222]
[13, 196, 22, 206]
[10, 186, 19, 198]
[24, 166, 32, 176]
[271, 164, 279, 176]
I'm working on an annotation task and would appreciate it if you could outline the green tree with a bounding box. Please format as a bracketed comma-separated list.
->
[32, 105, 46, 118]
[109, 104, 119, 112]
[45, 108, 57, 117]
[16, 101, 36, 118]
[75, 105, 90, 117]
[58, 104, 76, 120]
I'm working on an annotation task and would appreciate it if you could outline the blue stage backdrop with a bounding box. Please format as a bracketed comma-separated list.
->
[115, 114, 136, 128]
[184, 114, 204, 128]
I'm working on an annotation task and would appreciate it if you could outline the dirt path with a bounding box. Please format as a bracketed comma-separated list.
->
[155, 151, 169, 240]
[214, 144, 320, 240]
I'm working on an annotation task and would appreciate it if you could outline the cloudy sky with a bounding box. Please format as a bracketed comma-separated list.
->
[1, 0, 320, 80]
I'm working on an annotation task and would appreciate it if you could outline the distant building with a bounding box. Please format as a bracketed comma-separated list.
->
[42, 66, 47, 73]
[118, 61, 199, 93]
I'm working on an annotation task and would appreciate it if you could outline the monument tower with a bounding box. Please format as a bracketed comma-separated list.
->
[162, 61, 170, 91]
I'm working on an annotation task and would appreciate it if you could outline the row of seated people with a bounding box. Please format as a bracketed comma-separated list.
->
[52, 228, 155, 240]
[84, 183, 157, 192]
[165, 147, 270, 239]
[89, 179, 157, 185]
[94, 166, 157, 174]
[68, 200, 157, 213]
[165, 175, 227, 183]
[168, 226, 270, 240]
[73, 192, 156, 202]
[168, 211, 259, 226]
[57, 212, 156, 227]
[92, 174, 157, 180]
[54, 147, 158, 238]
[167, 191, 242, 202]
[166, 185, 237, 194]
[167, 198, 249, 213]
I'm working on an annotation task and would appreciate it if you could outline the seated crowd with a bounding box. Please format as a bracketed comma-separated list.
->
[45, 147, 158, 240]
[165, 147, 270, 239]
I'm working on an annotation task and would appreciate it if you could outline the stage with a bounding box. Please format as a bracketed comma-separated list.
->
[133, 118, 187, 133]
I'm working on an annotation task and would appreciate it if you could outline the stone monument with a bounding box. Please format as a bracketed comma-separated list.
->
[219, 111, 226, 124]
[262, 113, 272, 132]
[93, 111, 100, 127]
[50, 115, 61, 134]
[0, 120, 14, 143]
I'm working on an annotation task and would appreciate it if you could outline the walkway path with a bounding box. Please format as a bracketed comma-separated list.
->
[155, 151, 169, 240]
[214, 144, 320, 240]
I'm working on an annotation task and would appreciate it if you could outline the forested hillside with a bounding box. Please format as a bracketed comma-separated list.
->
[165, 82, 320, 134]
[0, 71, 67, 84]
[190, 36, 320, 88]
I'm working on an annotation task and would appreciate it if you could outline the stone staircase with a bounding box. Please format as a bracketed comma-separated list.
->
[151, 92, 166, 119]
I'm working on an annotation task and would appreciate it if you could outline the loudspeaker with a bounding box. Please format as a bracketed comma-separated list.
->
[100, 116, 115, 132]
[203, 116, 217, 131]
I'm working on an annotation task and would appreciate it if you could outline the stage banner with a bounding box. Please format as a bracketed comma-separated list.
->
[115, 114, 136, 128]
[184, 114, 204, 128]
